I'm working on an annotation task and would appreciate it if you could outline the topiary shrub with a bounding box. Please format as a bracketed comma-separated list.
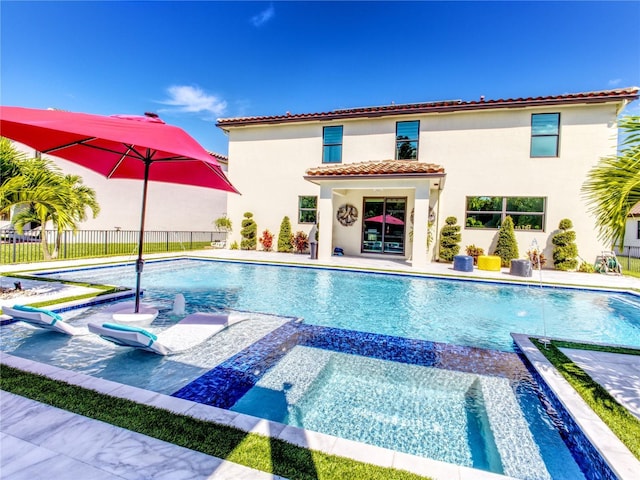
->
[292, 231, 309, 254]
[493, 215, 519, 267]
[278, 216, 294, 253]
[552, 218, 578, 271]
[240, 212, 257, 250]
[259, 229, 273, 252]
[465, 244, 484, 265]
[439, 216, 461, 262]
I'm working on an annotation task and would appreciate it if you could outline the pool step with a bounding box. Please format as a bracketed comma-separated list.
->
[479, 376, 551, 480]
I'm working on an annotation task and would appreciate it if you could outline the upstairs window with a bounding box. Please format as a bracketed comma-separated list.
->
[531, 113, 560, 157]
[323, 126, 343, 163]
[396, 120, 419, 160]
[299, 196, 317, 223]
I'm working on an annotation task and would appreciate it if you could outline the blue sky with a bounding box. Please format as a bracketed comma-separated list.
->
[2, 1, 639, 154]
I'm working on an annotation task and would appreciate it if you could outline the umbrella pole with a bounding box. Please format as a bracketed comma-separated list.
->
[134, 160, 151, 313]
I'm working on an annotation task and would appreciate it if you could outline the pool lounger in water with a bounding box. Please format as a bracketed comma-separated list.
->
[3, 305, 81, 336]
[88, 311, 249, 356]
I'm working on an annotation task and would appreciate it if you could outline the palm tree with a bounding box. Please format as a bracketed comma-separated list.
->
[582, 115, 640, 248]
[1, 138, 99, 259]
[50, 174, 100, 257]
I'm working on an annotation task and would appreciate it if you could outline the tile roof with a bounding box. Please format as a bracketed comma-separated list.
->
[217, 87, 639, 128]
[305, 160, 445, 178]
[207, 151, 228, 165]
[629, 202, 640, 216]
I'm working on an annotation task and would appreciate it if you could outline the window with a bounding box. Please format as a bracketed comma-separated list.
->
[396, 121, 419, 160]
[466, 196, 546, 230]
[531, 113, 560, 157]
[323, 126, 343, 163]
[637, 220, 640, 240]
[298, 196, 317, 223]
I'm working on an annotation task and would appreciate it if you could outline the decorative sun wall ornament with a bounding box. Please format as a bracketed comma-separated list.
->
[337, 204, 358, 226]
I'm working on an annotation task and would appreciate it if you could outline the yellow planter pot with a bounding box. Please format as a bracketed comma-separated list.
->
[477, 255, 502, 271]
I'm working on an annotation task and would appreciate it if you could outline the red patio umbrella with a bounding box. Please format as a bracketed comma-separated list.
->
[0, 106, 239, 314]
[365, 214, 404, 225]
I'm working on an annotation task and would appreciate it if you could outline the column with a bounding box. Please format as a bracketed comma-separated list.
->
[317, 185, 333, 260]
[411, 184, 430, 268]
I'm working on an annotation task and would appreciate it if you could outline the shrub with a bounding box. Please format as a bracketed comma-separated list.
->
[578, 261, 595, 273]
[230, 240, 239, 250]
[259, 229, 274, 252]
[493, 215, 519, 267]
[240, 212, 257, 250]
[278, 216, 293, 252]
[527, 249, 547, 269]
[292, 231, 309, 254]
[465, 244, 484, 265]
[439, 216, 461, 262]
[552, 218, 578, 271]
[213, 216, 232, 232]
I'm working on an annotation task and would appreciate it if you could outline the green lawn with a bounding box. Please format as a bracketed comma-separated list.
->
[618, 255, 640, 278]
[531, 339, 640, 460]
[0, 241, 211, 264]
[0, 366, 432, 480]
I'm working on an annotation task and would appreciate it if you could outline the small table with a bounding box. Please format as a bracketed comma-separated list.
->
[510, 259, 532, 277]
[453, 255, 474, 272]
[477, 255, 501, 271]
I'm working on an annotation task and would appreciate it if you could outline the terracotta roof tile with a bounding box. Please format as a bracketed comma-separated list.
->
[306, 160, 445, 177]
[217, 87, 639, 128]
[207, 151, 228, 165]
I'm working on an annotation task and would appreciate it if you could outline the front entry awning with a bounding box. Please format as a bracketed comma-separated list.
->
[304, 160, 445, 266]
[304, 159, 446, 185]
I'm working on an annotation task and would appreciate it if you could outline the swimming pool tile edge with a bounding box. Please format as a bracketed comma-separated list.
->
[511, 333, 640, 480]
[0, 353, 518, 480]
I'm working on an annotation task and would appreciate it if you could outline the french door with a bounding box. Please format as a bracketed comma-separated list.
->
[362, 197, 406, 254]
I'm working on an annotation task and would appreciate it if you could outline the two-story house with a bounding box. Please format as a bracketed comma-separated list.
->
[218, 87, 639, 267]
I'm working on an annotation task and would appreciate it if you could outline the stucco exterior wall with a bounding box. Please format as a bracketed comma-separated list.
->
[623, 219, 640, 248]
[425, 104, 618, 263]
[225, 102, 623, 265]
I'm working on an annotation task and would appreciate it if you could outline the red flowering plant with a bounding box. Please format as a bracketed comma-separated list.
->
[292, 231, 309, 254]
[259, 229, 274, 252]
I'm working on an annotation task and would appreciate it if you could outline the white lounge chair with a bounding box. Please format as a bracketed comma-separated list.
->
[2, 305, 81, 336]
[88, 311, 249, 355]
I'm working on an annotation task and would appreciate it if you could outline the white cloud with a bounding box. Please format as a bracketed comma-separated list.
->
[251, 4, 274, 27]
[159, 85, 227, 118]
[608, 78, 623, 87]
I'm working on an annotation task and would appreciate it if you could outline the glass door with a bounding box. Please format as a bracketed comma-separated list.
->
[362, 197, 406, 254]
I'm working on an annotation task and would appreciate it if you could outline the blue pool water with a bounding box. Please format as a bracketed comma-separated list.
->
[46, 258, 640, 352]
[4, 257, 637, 479]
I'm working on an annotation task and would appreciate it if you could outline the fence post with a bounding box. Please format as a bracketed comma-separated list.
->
[190, 231, 193, 249]
[12, 235, 17, 263]
[166, 231, 169, 252]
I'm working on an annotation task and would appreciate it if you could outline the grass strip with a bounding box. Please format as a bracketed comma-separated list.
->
[531, 339, 640, 459]
[549, 340, 640, 357]
[0, 365, 431, 480]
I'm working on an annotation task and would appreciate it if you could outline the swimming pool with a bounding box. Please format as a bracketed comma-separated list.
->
[45, 258, 640, 352]
[3, 257, 636, 479]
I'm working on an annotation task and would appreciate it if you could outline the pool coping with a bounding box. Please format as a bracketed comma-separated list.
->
[0, 352, 517, 480]
[511, 333, 640, 480]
